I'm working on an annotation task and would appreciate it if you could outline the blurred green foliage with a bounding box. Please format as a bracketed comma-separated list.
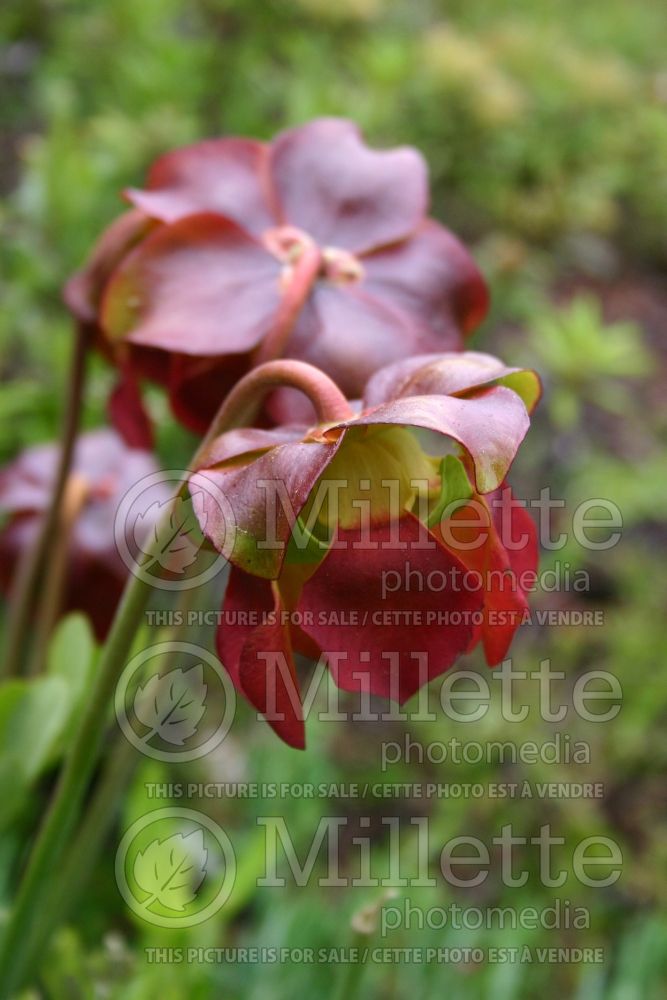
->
[1, 0, 667, 997]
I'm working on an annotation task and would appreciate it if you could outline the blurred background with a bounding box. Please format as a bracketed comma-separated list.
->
[1, 0, 666, 997]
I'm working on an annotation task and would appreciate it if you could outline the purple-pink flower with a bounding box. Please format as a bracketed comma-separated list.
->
[66, 118, 489, 435]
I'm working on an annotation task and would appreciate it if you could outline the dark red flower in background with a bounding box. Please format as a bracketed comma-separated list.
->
[190, 352, 540, 747]
[66, 118, 489, 435]
[0, 430, 168, 639]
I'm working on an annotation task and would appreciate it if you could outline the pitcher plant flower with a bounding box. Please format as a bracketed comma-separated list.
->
[190, 352, 540, 747]
[0, 430, 169, 639]
[65, 118, 489, 435]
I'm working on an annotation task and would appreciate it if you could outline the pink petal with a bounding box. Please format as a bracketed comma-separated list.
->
[361, 220, 489, 339]
[270, 118, 427, 253]
[100, 213, 282, 356]
[191, 435, 341, 579]
[298, 514, 483, 703]
[217, 568, 305, 748]
[126, 138, 277, 234]
[284, 284, 422, 400]
[64, 209, 152, 323]
[363, 350, 541, 412]
[329, 386, 530, 494]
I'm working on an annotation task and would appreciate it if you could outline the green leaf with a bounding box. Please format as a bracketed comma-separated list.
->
[47, 612, 96, 715]
[0, 677, 70, 829]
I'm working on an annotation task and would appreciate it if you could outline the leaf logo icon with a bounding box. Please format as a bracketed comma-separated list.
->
[133, 492, 208, 574]
[134, 665, 207, 746]
[133, 830, 207, 911]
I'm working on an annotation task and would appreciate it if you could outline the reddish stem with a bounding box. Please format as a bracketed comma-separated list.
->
[200, 359, 354, 447]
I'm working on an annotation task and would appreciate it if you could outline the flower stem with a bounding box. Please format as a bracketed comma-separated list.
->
[199, 359, 354, 445]
[2, 322, 88, 679]
[27, 473, 90, 676]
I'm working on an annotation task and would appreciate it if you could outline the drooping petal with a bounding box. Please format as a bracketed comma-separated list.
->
[270, 118, 428, 253]
[433, 487, 538, 666]
[361, 220, 489, 339]
[196, 424, 309, 469]
[297, 513, 483, 703]
[363, 350, 541, 412]
[217, 567, 305, 748]
[191, 435, 341, 579]
[327, 386, 531, 494]
[107, 368, 154, 451]
[100, 213, 281, 356]
[125, 138, 277, 234]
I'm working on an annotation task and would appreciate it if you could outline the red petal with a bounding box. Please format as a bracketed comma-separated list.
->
[101, 213, 281, 356]
[363, 350, 541, 412]
[64, 209, 152, 324]
[126, 138, 277, 234]
[217, 568, 305, 748]
[168, 353, 253, 434]
[107, 369, 154, 451]
[283, 284, 422, 399]
[270, 118, 427, 253]
[361, 220, 488, 339]
[297, 513, 483, 703]
[196, 424, 308, 469]
[434, 487, 538, 666]
[191, 435, 340, 579]
[329, 386, 530, 494]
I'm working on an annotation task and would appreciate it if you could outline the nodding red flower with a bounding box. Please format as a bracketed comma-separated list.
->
[65, 118, 489, 436]
[0, 430, 169, 639]
[190, 352, 540, 748]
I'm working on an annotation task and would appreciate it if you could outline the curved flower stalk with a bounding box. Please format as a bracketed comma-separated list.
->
[65, 118, 489, 435]
[191, 352, 541, 748]
[0, 429, 169, 640]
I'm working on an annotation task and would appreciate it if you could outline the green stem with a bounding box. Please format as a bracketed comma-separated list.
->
[2, 322, 88, 679]
[42, 587, 201, 940]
